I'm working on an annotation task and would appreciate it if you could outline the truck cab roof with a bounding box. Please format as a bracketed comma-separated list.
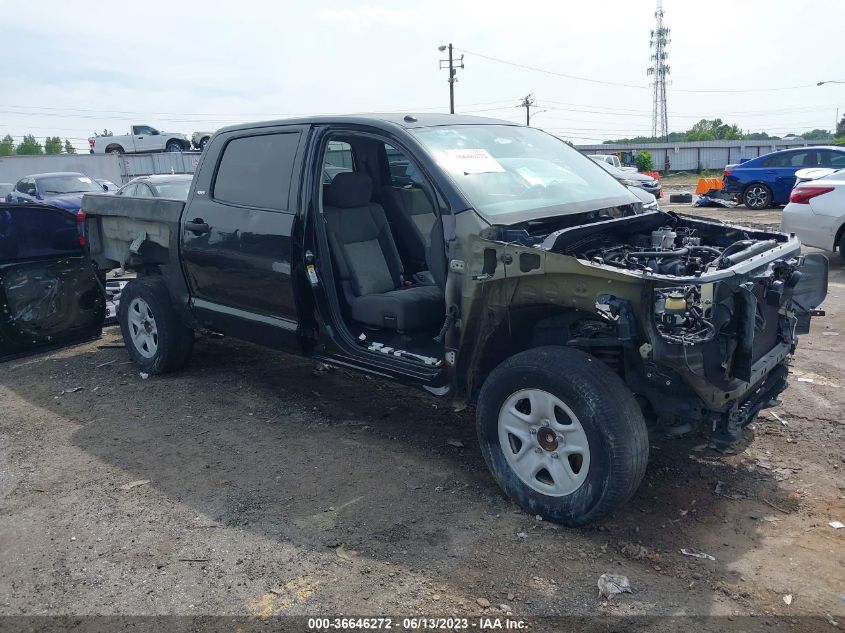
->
[215, 113, 518, 135]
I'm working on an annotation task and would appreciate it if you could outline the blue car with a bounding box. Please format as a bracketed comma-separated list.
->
[723, 146, 845, 209]
[4, 172, 108, 212]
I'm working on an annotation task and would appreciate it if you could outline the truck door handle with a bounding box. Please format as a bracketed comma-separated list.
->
[185, 219, 210, 234]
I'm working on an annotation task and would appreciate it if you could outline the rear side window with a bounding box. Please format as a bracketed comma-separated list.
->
[213, 132, 301, 210]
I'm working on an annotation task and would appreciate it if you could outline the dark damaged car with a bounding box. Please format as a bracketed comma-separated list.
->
[76, 114, 828, 525]
[0, 203, 105, 360]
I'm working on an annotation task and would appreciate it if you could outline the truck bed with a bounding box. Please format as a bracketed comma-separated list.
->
[82, 193, 184, 270]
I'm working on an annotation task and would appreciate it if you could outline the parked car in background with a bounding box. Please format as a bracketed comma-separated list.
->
[88, 125, 190, 155]
[588, 154, 637, 172]
[0, 183, 13, 199]
[191, 131, 214, 150]
[593, 159, 662, 197]
[781, 167, 845, 262]
[5, 172, 106, 212]
[95, 179, 119, 192]
[723, 146, 845, 209]
[116, 175, 193, 200]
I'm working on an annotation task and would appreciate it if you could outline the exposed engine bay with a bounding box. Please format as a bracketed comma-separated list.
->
[539, 211, 787, 278]
[581, 225, 772, 277]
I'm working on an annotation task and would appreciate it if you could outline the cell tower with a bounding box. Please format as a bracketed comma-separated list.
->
[648, 0, 670, 140]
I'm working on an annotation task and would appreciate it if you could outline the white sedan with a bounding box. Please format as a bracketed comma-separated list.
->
[781, 168, 845, 262]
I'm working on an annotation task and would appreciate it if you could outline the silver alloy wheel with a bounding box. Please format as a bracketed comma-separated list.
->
[127, 297, 159, 359]
[745, 185, 769, 208]
[497, 389, 590, 496]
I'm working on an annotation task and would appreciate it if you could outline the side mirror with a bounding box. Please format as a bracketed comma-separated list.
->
[102, 184, 109, 191]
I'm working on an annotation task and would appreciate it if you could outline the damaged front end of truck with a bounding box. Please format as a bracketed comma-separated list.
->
[455, 209, 828, 448]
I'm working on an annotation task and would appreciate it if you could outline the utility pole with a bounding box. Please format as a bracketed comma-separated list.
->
[439, 44, 464, 114]
[520, 94, 536, 126]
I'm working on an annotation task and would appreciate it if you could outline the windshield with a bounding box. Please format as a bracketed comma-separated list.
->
[38, 175, 104, 195]
[412, 125, 634, 219]
[152, 180, 192, 200]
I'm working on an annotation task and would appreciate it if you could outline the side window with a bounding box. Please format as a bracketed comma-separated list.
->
[14, 179, 26, 193]
[120, 184, 137, 196]
[213, 132, 301, 210]
[384, 144, 422, 186]
[323, 141, 354, 183]
[133, 126, 154, 136]
[24, 179, 37, 196]
[0, 207, 80, 261]
[819, 150, 845, 168]
[135, 184, 155, 198]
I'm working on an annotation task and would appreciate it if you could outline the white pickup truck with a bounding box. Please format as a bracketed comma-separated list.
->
[587, 154, 638, 173]
[88, 125, 190, 155]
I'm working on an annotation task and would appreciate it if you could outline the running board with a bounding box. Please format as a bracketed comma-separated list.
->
[357, 334, 442, 367]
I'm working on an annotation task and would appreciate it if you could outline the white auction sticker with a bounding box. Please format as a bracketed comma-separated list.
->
[443, 148, 505, 174]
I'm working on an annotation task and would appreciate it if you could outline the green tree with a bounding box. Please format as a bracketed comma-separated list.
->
[836, 115, 845, 138]
[743, 132, 779, 141]
[44, 136, 63, 154]
[634, 150, 654, 171]
[15, 134, 43, 155]
[685, 118, 743, 141]
[802, 129, 833, 141]
[0, 134, 14, 156]
[64, 139, 77, 154]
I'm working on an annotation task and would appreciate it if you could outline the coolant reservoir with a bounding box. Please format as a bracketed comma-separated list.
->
[663, 291, 688, 325]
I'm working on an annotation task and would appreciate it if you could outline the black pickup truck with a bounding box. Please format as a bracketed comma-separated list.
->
[73, 113, 827, 525]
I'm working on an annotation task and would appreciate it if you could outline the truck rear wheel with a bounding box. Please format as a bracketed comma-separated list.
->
[118, 278, 193, 374]
[476, 346, 649, 526]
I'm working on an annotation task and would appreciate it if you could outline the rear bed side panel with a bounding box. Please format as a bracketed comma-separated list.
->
[82, 194, 196, 327]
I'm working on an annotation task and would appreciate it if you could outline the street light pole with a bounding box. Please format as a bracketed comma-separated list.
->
[439, 44, 464, 114]
[817, 81, 844, 135]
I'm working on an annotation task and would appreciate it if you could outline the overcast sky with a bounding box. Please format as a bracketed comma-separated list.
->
[4, 0, 844, 150]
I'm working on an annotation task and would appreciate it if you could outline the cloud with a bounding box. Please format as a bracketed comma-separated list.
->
[316, 4, 417, 29]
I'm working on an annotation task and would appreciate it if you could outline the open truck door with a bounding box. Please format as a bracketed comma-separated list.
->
[0, 203, 106, 361]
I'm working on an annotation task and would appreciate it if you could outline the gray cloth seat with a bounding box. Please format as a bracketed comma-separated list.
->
[323, 172, 444, 330]
[380, 185, 437, 267]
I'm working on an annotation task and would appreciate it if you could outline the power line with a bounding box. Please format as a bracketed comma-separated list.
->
[455, 46, 819, 94]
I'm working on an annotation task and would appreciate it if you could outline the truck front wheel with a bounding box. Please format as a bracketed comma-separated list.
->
[476, 346, 649, 526]
[118, 278, 193, 374]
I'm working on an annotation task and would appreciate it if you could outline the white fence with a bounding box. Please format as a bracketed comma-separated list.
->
[0, 151, 204, 187]
[574, 139, 833, 171]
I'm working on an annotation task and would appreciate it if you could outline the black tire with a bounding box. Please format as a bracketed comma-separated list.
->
[105, 145, 124, 155]
[165, 139, 184, 153]
[743, 183, 772, 209]
[118, 277, 193, 374]
[476, 346, 649, 526]
[199, 137, 209, 150]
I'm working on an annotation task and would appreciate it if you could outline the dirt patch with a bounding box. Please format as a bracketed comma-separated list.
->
[0, 243, 843, 624]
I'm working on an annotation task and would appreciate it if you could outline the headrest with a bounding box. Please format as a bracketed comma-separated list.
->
[325, 172, 372, 208]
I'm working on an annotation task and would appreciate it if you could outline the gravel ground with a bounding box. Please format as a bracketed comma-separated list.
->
[0, 204, 843, 630]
